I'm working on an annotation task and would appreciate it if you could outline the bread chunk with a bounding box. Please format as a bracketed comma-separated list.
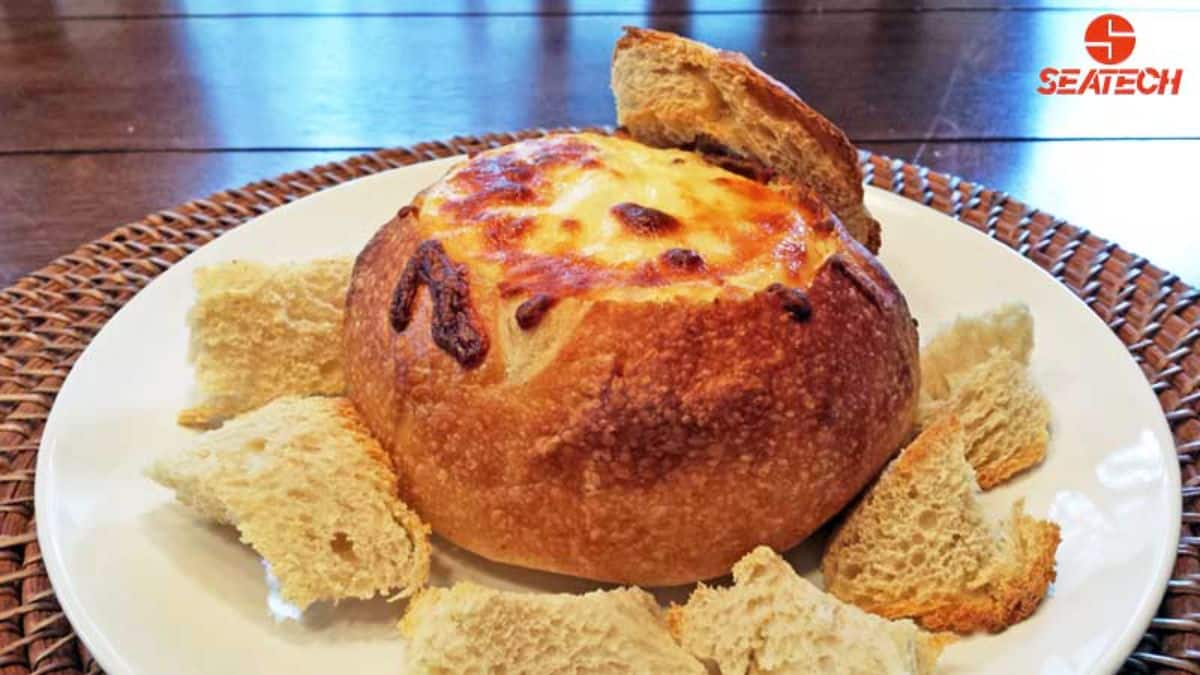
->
[149, 396, 430, 609]
[399, 583, 705, 674]
[919, 304, 1048, 488]
[921, 352, 1050, 488]
[920, 303, 1033, 401]
[612, 27, 880, 252]
[822, 417, 1059, 634]
[670, 546, 949, 675]
[178, 258, 352, 429]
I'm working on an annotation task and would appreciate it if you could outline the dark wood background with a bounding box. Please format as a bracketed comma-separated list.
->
[2, 0, 1198, 288]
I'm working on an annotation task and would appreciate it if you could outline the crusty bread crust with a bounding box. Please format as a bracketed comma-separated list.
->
[345, 197, 918, 585]
[612, 27, 881, 252]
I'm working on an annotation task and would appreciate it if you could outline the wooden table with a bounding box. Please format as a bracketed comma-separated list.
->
[2, 1, 1198, 288]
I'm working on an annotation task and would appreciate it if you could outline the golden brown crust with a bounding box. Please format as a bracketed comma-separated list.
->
[612, 27, 881, 253]
[916, 518, 1060, 633]
[346, 215, 917, 585]
[880, 511, 1060, 634]
[665, 604, 685, 639]
[975, 449, 1042, 490]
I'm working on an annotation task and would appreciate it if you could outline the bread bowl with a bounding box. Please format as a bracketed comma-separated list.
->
[344, 129, 919, 585]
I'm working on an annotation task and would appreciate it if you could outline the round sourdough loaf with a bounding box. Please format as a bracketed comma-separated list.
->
[344, 132, 918, 585]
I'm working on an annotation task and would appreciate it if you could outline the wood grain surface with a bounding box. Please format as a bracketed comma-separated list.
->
[1, 1, 1197, 287]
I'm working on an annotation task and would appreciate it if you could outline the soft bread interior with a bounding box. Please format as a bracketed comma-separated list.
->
[149, 396, 431, 609]
[670, 546, 950, 675]
[178, 258, 352, 429]
[921, 351, 1050, 489]
[919, 304, 1049, 488]
[400, 583, 705, 674]
[920, 303, 1034, 401]
[821, 417, 1060, 634]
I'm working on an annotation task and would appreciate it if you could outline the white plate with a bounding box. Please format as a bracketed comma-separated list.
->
[36, 157, 1179, 675]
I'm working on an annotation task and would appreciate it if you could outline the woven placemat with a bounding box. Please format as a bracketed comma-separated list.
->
[0, 129, 1197, 674]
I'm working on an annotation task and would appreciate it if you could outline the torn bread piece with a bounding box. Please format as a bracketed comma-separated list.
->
[921, 352, 1051, 489]
[920, 303, 1034, 401]
[178, 258, 352, 429]
[149, 396, 430, 610]
[399, 582, 705, 675]
[669, 546, 950, 675]
[822, 417, 1059, 634]
[611, 27, 880, 253]
[919, 303, 1048, 488]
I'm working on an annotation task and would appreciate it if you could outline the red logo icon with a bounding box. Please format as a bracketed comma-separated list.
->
[1084, 14, 1135, 65]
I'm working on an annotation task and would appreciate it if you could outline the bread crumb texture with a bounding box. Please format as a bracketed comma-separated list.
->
[178, 258, 352, 429]
[920, 303, 1033, 401]
[919, 303, 1049, 488]
[399, 582, 705, 675]
[148, 396, 430, 609]
[670, 546, 948, 675]
[821, 417, 1060, 634]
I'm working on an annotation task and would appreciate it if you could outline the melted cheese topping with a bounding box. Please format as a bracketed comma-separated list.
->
[415, 132, 842, 303]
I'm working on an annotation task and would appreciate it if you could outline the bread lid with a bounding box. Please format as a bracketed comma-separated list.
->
[611, 27, 881, 253]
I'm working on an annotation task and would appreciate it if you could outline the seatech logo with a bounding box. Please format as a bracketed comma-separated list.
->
[1038, 14, 1182, 95]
